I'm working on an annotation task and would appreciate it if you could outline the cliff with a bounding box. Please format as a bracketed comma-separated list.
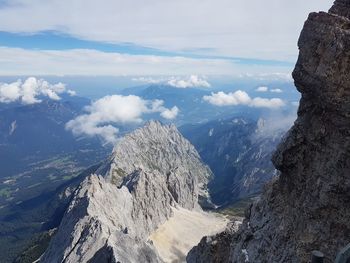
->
[188, 1, 350, 262]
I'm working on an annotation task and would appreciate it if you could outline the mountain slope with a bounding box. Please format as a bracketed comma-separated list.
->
[0, 98, 107, 178]
[181, 117, 284, 205]
[0, 164, 101, 263]
[0, 98, 110, 263]
[41, 121, 213, 262]
[188, 1, 350, 262]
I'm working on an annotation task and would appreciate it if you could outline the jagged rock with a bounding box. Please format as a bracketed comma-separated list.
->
[186, 221, 241, 263]
[187, 1, 350, 262]
[329, 0, 350, 18]
[41, 121, 212, 263]
[97, 120, 211, 208]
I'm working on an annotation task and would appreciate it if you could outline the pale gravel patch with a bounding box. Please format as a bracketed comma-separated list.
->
[149, 207, 229, 263]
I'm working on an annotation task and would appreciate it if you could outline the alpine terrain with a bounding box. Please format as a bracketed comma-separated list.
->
[181, 117, 285, 206]
[187, 1, 350, 262]
[40, 121, 227, 262]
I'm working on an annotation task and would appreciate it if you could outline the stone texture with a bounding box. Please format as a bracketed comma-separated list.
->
[187, 1, 350, 262]
[329, 0, 350, 19]
[97, 120, 212, 208]
[41, 121, 212, 263]
[186, 222, 241, 263]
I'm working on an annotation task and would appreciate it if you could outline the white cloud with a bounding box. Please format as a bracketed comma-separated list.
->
[131, 75, 210, 88]
[253, 112, 297, 140]
[203, 90, 285, 109]
[250, 97, 285, 108]
[270, 88, 283, 93]
[0, 77, 75, 104]
[0, 47, 295, 76]
[203, 90, 251, 106]
[66, 95, 178, 143]
[0, 47, 262, 76]
[256, 86, 268, 92]
[256, 86, 284, 93]
[0, 0, 332, 61]
[0, 80, 21, 103]
[160, 106, 179, 119]
[131, 77, 164, 84]
[67, 89, 77, 96]
[167, 75, 210, 88]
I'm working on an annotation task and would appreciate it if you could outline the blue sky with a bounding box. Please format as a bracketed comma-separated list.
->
[0, 0, 333, 76]
[0, 31, 294, 67]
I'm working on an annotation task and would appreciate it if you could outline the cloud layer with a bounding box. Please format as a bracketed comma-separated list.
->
[270, 88, 283, 93]
[0, 47, 293, 76]
[256, 86, 268, 92]
[167, 75, 210, 88]
[256, 86, 284, 93]
[253, 111, 297, 140]
[66, 95, 179, 143]
[0, 0, 332, 61]
[0, 77, 75, 104]
[132, 75, 210, 88]
[0, 47, 234, 76]
[203, 90, 285, 109]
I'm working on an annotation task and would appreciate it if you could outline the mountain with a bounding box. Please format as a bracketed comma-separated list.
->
[188, 1, 350, 262]
[0, 164, 101, 263]
[0, 98, 111, 263]
[0, 99, 110, 206]
[0, 98, 105, 176]
[121, 84, 262, 124]
[181, 117, 284, 205]
[41, 121, 221, 262]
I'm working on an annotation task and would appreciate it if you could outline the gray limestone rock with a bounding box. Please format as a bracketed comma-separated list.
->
[41, 121, 212, 263]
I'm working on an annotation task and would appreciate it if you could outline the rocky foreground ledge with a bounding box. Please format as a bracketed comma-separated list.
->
[187, 1, 350, 262]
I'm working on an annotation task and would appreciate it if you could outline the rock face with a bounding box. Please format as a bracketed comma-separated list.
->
[188, 1, 350, 262]
[41, 121, 212, 263]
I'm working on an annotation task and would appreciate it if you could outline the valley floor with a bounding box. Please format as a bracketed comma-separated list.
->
[149, 207, 229, 263]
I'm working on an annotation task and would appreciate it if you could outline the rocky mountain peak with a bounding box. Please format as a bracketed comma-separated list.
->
[329, 0, 350, 19]
[188, 1, 350, 262]
[294, 1, 350, 121]
[41, 121, 212, 263]
[98, 119, 212, 208]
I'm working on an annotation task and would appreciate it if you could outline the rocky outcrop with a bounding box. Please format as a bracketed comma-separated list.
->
[186, 221, 241, 263]
[188, 1, 350, 262]
[98, 120, 211, 208]
[41, 121, 212, 263]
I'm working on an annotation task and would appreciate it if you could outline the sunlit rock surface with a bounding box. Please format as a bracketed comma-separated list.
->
[41, 121, 213, 263]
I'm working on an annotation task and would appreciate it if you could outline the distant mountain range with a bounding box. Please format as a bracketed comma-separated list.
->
[0, 84, 294, 263]
[0, 97, 110, 207]
[0, 97, 111, 263]
[181, 116, 285, 205]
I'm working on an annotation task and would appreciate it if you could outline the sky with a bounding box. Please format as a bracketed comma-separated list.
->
[0, 0, 333, 76]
